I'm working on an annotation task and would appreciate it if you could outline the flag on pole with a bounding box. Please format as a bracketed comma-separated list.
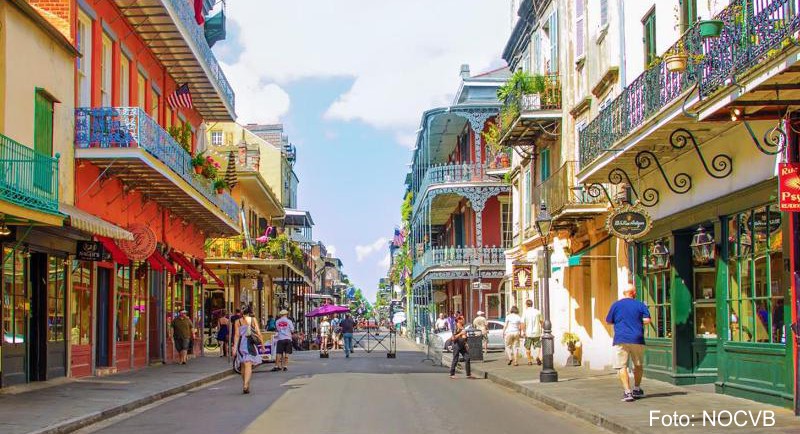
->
[194, 0, 205, 25]
[167, 83, 193, 110]
[392, 228, 404, 247]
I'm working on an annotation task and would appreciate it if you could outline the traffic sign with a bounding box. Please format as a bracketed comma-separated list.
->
[471, 281, 491, 290]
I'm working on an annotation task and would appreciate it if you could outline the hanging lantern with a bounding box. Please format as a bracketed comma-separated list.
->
[650, 240, 670, 270]
[690, 226, 715, 265]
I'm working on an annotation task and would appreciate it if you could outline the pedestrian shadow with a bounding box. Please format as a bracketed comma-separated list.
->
[638, 391, 688, 399]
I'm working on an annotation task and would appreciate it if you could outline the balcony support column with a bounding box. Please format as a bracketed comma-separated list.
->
[452, 108, 495, 166]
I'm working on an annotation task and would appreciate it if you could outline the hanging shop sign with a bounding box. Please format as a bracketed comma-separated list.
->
[778, 162, 800, 211]
[607, 204, 652, 242]
[511, 263, 533, 290]
[118, 223, 157, 261]
[76, 241, 104, 261]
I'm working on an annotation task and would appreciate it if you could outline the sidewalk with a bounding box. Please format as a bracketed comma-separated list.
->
[437, 347, 800, 434]
[0, 356, 233, 434]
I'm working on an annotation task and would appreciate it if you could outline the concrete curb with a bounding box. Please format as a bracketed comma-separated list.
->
[443, 354, 642, 434]
[28, 369, 235, 434]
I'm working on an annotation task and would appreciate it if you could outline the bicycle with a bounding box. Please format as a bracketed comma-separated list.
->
[203, 326, 220, 351]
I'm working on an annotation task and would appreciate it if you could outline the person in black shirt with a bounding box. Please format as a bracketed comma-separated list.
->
[339, 313, 356, 358]
[449, 315, 475, 379]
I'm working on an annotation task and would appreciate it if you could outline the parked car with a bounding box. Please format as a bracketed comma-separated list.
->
[435, 320, 505, 352]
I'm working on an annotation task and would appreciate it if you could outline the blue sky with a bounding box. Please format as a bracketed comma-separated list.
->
[213, 1, 511, 300]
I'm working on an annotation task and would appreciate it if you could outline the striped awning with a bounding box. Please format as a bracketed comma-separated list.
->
[60, 204, 134, 241]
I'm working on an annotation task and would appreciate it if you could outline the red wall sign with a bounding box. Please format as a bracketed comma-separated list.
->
[779, 163, 800, 211]
[118, 223, 158, 261]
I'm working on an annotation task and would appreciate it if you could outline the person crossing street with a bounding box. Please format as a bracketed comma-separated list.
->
[449, 315, 475, 379]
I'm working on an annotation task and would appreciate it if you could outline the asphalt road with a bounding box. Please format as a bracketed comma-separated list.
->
[77, 339, 609, 434]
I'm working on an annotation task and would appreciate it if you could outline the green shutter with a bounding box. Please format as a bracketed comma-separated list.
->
[540, 149, 551, 181]
[680, 0, 697, 33]
[33, 90, 54, 192]
[644, 11, 657, 67]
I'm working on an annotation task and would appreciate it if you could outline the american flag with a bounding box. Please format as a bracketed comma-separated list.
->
[167, 83, 193, 110]
[392, 228, 404, 247]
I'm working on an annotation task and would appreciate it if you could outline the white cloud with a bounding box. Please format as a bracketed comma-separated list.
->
[378, 253, 391, 269]
[355, 237, 389, 262]
[221, 0, 510, 144]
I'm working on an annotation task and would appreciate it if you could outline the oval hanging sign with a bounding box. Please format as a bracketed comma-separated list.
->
[607, 204, 653, 242]
[118, 223, 157, 261]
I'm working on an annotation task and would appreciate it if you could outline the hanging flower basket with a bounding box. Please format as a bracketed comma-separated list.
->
[664, 53, 688, 72]
[698, 20, 724, 38]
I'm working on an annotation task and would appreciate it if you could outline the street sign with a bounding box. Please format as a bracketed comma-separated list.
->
[606, 204, 652, 241]
[779, 162, 800, 211]
[471, 281, 491, 290]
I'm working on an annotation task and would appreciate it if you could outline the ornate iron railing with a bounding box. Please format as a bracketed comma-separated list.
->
[0, 134, 59, 214]
[413, 162, 493, 208]
[74, 107, 239, 222]
[206, 235, 310, 275]
[534, 161, 615, 217]
[500, 74, 561, 137]
[412, 246, 505, 278]
[166, 0, 235, 112]
[579, 0, 800, 170]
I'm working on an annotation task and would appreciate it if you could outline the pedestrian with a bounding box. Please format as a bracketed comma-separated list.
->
[522, 300, 543, 365]
[230, 308, 242, 326]
[606, 283, 651, 402]
[331, 315, 341, 349]
[273, 309, 294, 371]
[446, 312, 456, 334]
[232, 306, 263, 394]
[435, 313, 449, 333]
[171, 310, 193, 365]
[472, 310, 488, 352]
[217, 310, 230, 357]
[340, 312, 356, 358]
[449, 315, 476, 379]
[319, 316, 331, 354]
[502, 306, 523, 366]
[266, 315, 276, 332]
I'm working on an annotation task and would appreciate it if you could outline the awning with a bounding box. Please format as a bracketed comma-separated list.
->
[96, 236, 130, 265]
[60, 204, 134, 241]
[566, 235, 613, 267]
[169, 250, 206, 283]
[150, 250, 177, 275]
[200, 260, 224, 287]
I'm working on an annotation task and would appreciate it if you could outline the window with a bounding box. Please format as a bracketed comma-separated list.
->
[523, 169, 532, 228]
[211, 131, 223, 146]
[116, 265, 131, 342]
[165, 106, 172, 129]
[2, 247, 27, 345]
[575, 0, 585, 58]
[137, 73, 146, 112]
[501, 202, 512, 249]
[101, 34, 112, 106]
[727, 205, 785, 344]
[133, 263, 147, 341]
[522, 51, 531, 73]
[77, 12, 92, 107]
[539, 148, 551, 182]
[547, 11, 559, 73]
[533, 32, 541, 74]
[151, 87, 160, 122]
[47, 256, 65, 342]
[120, 55, 130, 106]
[640, 238, 671, 339]
[643, 9, 657, 67]
[600, 0, 608, 27]
[680, 0, 697, 33]
[70, 261, 92, 345]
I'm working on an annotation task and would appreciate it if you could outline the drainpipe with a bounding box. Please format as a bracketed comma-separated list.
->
[617, 0, 626, 86]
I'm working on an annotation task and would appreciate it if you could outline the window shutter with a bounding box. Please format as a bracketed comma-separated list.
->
[34, 90, 54, 192]
[533, 33, 541, 74]
[225, 132, 233, 146]
[549, 12, 559, 73]
[576, 1, 585, 58]
[540, 149, 551, 181]
[600, 0, 608, 26]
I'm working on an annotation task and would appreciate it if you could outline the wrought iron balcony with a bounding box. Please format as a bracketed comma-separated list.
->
[499, 74, 562, 147]
[0, 133, 59, 215]
[579, 0, 800, 172]
[533, 161, 614, 223]
[75, 107, 239, 234]
[413, 162, 505, 210]
[412, 246, 505, 279]
[114, 0, 235, 120]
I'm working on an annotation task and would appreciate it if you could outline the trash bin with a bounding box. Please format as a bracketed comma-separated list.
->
[466, 330, 484, 362]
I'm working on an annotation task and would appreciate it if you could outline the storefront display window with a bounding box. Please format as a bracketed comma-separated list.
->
[727, 204, 785, 344]
[47, 256, 66, 342]
[70, 261, 92, 345]
[133, 263, 147, 341]
[2, 247, 27, 344]
[640, 239, 671, 339]
[116, 265, 131, 342]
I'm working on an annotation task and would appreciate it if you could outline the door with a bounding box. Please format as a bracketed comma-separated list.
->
[148, 270, 163, 363]
[95, 267, 112, 367]
[28, 252, 47, 381]
[45, 256, 66, 380]
[1, 247, 28, 386]
[485, 293, 502, 320]
[454, 215, 464, 247]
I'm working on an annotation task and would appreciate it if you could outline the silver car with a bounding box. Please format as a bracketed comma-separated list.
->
[435, 320, 505, 352]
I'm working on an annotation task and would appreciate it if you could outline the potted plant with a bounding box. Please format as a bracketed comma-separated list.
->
[213, 178, 228, 194]
[242, 246, 255, 259]
[664, 43, 689, 73]
[561, 332, 581, 366]
[191, 152, 206, 175]
[168, 122, 192, 153]
[202, 155, 220, 179]
[699, 0, 724, 38]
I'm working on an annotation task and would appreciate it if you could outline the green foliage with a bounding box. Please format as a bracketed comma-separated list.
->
[400, 191, 413, 223]
[266, 233, 304, 268]
[561, 331, 580, 345]
[168, 122, 192, 153]
[213, 178, 228, 191]
[496, 70, 545, 102]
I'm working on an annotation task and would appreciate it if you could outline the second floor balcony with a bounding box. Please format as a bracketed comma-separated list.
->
[205, 235, 312, 279]
[535, 161, 614, 223]
[0, 133, 60, 219]
[498, 73, 562, 147]
[75, 107, 239, 235]
[412, 162, 508, 211]
[412, 246, 505, 279]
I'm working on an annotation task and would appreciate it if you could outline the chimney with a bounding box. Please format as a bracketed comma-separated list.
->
[460, 64, 471, 79]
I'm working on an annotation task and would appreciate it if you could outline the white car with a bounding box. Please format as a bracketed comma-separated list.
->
[435, 320, 505, 352]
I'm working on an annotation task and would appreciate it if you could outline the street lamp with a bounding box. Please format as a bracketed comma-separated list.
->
[535, 201, 558, 383]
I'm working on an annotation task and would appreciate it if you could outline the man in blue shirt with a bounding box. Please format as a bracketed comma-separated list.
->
[606, 284, 651, 402]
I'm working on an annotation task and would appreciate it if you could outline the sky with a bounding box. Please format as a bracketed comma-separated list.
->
[213, 1, 512, 301]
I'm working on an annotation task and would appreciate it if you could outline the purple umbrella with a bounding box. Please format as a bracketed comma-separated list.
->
[305, 304, 350, 317]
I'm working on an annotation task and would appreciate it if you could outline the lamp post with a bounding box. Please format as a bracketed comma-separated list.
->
[535, 202, 558, 383]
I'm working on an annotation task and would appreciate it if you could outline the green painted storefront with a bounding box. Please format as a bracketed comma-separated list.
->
[634, 181, 794, 408]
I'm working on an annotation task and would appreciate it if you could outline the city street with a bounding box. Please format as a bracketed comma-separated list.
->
[74, 340, 607, 434]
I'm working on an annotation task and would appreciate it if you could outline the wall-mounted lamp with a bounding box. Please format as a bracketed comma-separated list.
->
[730, 107, 742, 122]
